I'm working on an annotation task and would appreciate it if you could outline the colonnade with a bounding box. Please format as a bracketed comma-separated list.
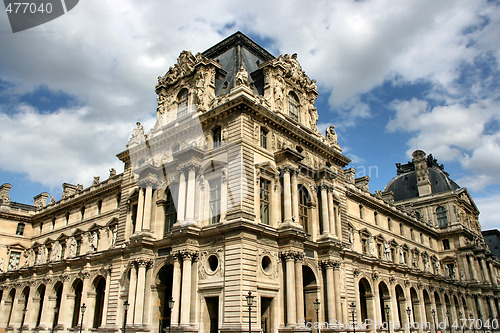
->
[463, 254, 498, 285]
[169, 250, 197, 327]
[127, 259, 153, 327]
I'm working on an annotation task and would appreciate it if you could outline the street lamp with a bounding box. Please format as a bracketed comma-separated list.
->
[314, 299, 320, 333]
[79, 303, 86, 333]
[384, 304, 390, 333]
[123, 301, 130, 333]
[246, 291, 255, 333]
[478, 313, 485, 333]
[406, 307, 412, 333]
[51, 306, 59, 333]
[350, 302, 356, 333]
[168, 298, 174, 333]
[431, 309, 437, 333]
[470, 313, 475, 333]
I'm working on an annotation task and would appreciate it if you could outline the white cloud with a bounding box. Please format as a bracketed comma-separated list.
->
[0, 0, 499, 201]
[475, 194, 500, 231]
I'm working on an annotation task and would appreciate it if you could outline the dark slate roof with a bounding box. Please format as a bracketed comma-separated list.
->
[383, 154, 461, 202]
[202, 32, 275, 96]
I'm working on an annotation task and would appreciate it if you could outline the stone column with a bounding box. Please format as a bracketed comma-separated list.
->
[333, 262, 342, 321]
[291, 170, 299, 223]
[171, 255, 181, 326]
[488, 261, 498, 285]
[283, 252, 296, 326]
[462, 255, 470, 281]
[101, 270, 112, 326]
[488, 296, 498, 318]
[142, 185, 153, 231]
[184, 166, 196, 223]
[282, 168, 292, 224]
[39, 295, 56, 329]
[134, 260, 149, 325]
[221, 169, 228, 222]
[372, 279, 382, 325]
[479, 258, 491, 283]
[323, 260, 335, 322]
[295, 253, 304, 322]
[271, 178, 280, 228]
[136, 187, 145, 233]
[176, 169, 186, 224]
[467, 256, 478, 281]
[9, 294, 25, 329]
[127, 263, 137, 324]
[57, 278, 70, 329]
[327, 188, 336, 237]
[24, 294, 40, 329]
[180, 251, 194, 326]
[320, 185, 330, 235]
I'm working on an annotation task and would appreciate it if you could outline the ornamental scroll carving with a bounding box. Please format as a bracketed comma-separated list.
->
[258, 250, 279, 279]
[198, 248, 224, 280]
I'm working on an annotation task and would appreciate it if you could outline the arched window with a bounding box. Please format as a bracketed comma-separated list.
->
[177, 89, 189, 117]
[288, 92, 299, 122]
[53, 282, 63, 328]
[164, 186, 177, 234]
[436, 206, 448, 227]
[36, 285, 46, 327]
[93, 276, 106, 328]
[298, 185, 310, 232]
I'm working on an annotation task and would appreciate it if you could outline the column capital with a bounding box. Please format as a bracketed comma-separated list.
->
[280, 250, 303, 261]
[134, 258, 153, 268]
[279, 165, 297, 174]
[79, 270, 91, 280]
[321, 259, 341, 269]
[173, 249, 198, 261]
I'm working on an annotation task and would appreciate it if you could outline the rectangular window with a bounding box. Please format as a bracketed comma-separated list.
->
[164, 188, 177, 233]
[400, 223, 404, 236]
[212, 127, 221, 148]
[359, 205, 363, 219]
[443, 239, 450, 250]
[8, 251, 21, 270]
[16, 223, 25, 235]
[76, 238, 82, 256]
[260, 179, 270, 225]
[361, 238, 368, 254]
[260, 127, 268, 149]
[209, 179, 221, 225]
[131, 204, 138, 233]
[374, 212, 378, 225]
[388, 218, 392, 231]
[429, 237, 433, 249]
[377, 244, 383, 259]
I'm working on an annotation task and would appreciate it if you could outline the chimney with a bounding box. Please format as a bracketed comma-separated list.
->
[412, 150, 432, 196]
[62, 183, 78, 199]
[33, 192, 50, 208]
[0, 183, 12, 199]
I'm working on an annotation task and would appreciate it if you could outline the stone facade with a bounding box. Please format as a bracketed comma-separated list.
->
[0, 32, 498, 333]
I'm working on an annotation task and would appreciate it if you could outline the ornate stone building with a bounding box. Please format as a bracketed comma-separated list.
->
[0, 32, 498, 333]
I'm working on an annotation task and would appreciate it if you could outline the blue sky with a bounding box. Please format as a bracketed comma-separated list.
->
[0, 0, 499, 229]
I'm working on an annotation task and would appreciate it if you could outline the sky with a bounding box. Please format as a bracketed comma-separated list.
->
[0, 0, 499, 230]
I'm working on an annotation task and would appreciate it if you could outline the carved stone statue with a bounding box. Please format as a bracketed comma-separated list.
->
[348, 228, 355, 249]
[52, 241, 61, 261]
[93, 176, 100, 186]
[384, 242, 392, 261]
[399, 247, 405, 264]
[368, 237, 375, 256]
[111, 225, 118, 248]
[132, 122, 144, 139]
[273, 77, 284, 110]
[68, 237, 77, 258]
[434, 260, 440, 275]
[109, 168, 117, 177]
[90, 231, 99, 252]
[424, 256, 430, 272]
[326, 125, 339, 147]
[195, 72, 206, 108]
[235, 65, 249, 87]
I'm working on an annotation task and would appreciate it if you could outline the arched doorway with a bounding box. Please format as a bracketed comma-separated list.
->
[93, 276, 106, 328]
[6, 288, 16, 327]
[358, 278, 374, 325]
[53, 282, 63, 328]
[21, 287, 30, 329]
[434, 292, 443, 324]
[395, 285, 405, 326]
[379, 282, 390, 324]
[158, 264, 174, 333]
[36, 285, 46, 328]
[409, 288, 420, 326]
[71, 279, 83, 328]
[303, 265, 318, 324]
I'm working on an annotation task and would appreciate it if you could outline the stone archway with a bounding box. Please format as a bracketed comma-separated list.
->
[157, 264, 174, 333]
[358, 278, 374, 325]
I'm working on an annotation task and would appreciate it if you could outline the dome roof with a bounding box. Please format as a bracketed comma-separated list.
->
[383, 152, 461, 202]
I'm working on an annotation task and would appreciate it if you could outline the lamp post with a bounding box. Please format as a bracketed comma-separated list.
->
[446, 311, 452, 333]
[350, 302, 356, 333]
[51, 306, 59, 333]
[385, 304, 390, 333]
[406, 307, 412, 333]
[478, 314, 485, 333]
[79, 303, 86, 333]
[168, 298, 174, 333]
[470, 313, 475, 333]
[246, 291, 254, 333]
[314, 299, 320, 333]
[431, 309, 437, 333]
[123, 301, 130, 333]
